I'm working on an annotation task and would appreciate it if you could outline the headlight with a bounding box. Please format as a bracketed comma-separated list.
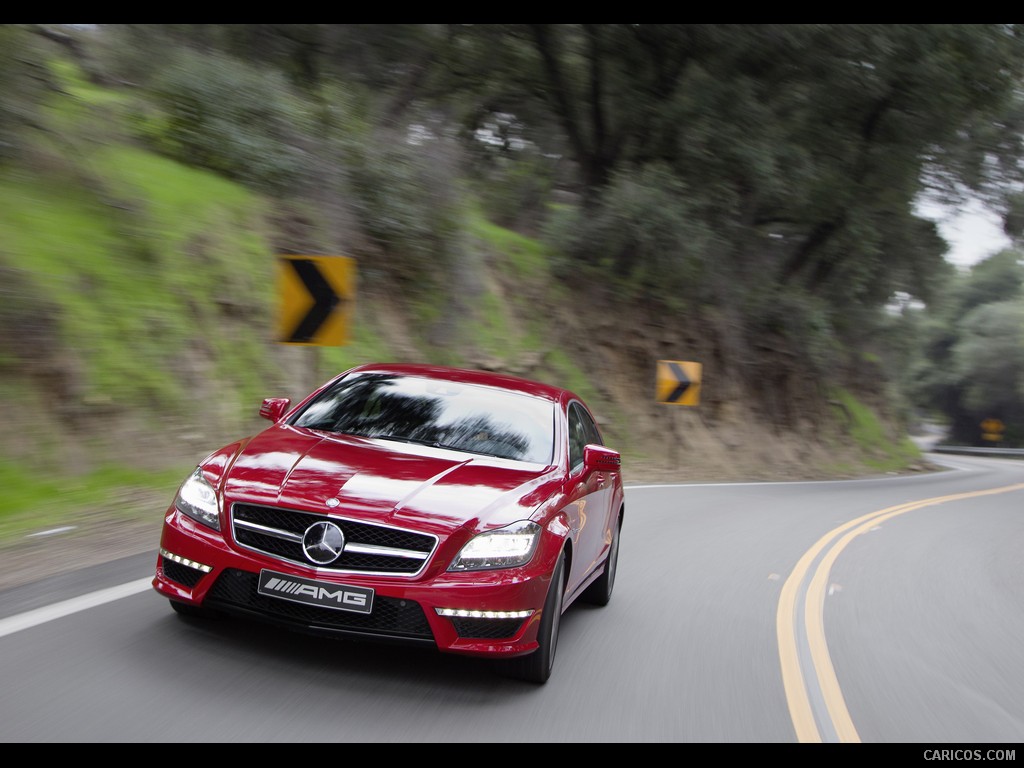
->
[448, 520, 541, 572]
[174, 468, 221, 531]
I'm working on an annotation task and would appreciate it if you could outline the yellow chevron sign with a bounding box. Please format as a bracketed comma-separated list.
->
[277, 255, 356, 346]
[656, 360, 702, 406]
[981, 418, 1005, 442]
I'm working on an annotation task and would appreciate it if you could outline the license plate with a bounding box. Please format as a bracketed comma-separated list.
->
[258, 569, 374, 614]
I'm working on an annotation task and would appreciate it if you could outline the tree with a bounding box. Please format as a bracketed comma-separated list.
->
[0, 26, 51, 160]
[73, 24, 1024, 431]
[486, 28, 1024, 375]
[911, 250, 1024, 445]
[953, 300, 1024, 416]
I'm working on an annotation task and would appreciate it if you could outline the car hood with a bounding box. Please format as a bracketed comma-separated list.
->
[213, 424, 557, 533]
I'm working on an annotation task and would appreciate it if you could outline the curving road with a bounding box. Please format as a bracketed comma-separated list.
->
[1, 453, 1022, 743]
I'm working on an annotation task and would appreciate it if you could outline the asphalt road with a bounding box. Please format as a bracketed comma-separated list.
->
[1, 453, 1022, 743]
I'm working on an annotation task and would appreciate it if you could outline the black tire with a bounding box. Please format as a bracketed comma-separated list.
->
[498, 550, 566, 684]
[581, 516, 621, 606]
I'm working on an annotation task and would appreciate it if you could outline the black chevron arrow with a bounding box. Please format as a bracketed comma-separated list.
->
[285, 258, 341, 343]
[665, 362, 691, 403]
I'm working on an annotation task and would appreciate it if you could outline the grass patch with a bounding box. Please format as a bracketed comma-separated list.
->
[0, 135, 291, 422]
[474, 290, 523, 361]
[831, 388, 921, 472]
[319, 319, 399, 378]
[0, 460, 191, 545]
[470, 215, 552, 278]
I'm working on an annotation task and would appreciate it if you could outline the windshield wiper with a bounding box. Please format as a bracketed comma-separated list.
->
[374, 435, 448, 449]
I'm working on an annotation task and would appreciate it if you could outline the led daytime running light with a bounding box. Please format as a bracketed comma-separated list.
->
[435, 607, 534, 620]
[160, 548, 213, 573]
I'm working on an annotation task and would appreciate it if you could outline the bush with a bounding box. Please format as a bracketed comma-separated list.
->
[0, 26, 49, 161]
[141, 48, 317, 193]
[542, 163, 713, 309]
[344, 123, 464, 294]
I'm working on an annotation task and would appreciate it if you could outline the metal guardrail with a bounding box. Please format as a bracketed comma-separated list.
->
[930, 445, 1024, 459]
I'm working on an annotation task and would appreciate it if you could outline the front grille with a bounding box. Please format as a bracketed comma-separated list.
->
[449, 616, 528, 639]
[161, 556, 207, 589]
[231, 503, 437, 575]
[205, 569, 435, 643]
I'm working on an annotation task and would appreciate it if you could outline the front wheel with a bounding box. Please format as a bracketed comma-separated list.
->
[581, 516, 621, 606]
[497, 550, 566, 684]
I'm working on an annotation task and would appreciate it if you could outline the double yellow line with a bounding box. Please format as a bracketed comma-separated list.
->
[777, 482, 1024, 743]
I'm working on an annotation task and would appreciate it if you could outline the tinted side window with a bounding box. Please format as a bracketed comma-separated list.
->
[578, 404, 603, 448]
[569, 401, 604, 473]
[568, 403, 588, 473]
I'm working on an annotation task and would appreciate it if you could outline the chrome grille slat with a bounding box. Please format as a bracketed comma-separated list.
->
[343, 542, 429, 561]
[230, 503, 438, 576]
[234, 519, 303, 542]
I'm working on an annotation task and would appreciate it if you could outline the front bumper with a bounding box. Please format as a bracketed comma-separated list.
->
[152, 507, 556, 658]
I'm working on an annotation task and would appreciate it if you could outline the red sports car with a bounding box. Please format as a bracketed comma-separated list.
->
[152, 362, 624, 683]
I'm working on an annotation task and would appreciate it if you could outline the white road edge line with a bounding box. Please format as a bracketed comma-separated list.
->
[0, 577, 153, 638]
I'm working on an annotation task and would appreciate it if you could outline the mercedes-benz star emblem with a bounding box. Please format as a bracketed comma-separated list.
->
[302, 521, 346, 565]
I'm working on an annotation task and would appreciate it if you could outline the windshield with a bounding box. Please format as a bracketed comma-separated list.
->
[290, 373, 555, 464]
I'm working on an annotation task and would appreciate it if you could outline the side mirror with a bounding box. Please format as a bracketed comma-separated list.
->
[584, 444, 621, 473]
[259, 397, 291, 423]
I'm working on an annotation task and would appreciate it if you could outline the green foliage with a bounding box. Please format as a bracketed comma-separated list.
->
[955, 249, 1024, 312]
[744, 286, 843, 379]
[543, 163, 713, 309]
[445, 24, 1024, 399]
[0, 459, 189, 541]
[463, 211, 562, 362]
[47, 56, 129, 111]
[467, 123, 560, 229]
[544, 349, 602, 412]
[140, 47, 317, 193]
[470, 213, 553, 278]
[0, 26, 50, 160]
[320, 326, 393, 377]
[952, 300, 1024, 413]
[344, 127, 464, 295]
[84, 24, 1024, 409]
[830, 388, 922, 472]
[909, 250, 1024, 445]
[0, 135, 292, 429]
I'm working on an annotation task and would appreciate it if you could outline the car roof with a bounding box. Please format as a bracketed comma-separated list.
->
[338, 363, 575, 404]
